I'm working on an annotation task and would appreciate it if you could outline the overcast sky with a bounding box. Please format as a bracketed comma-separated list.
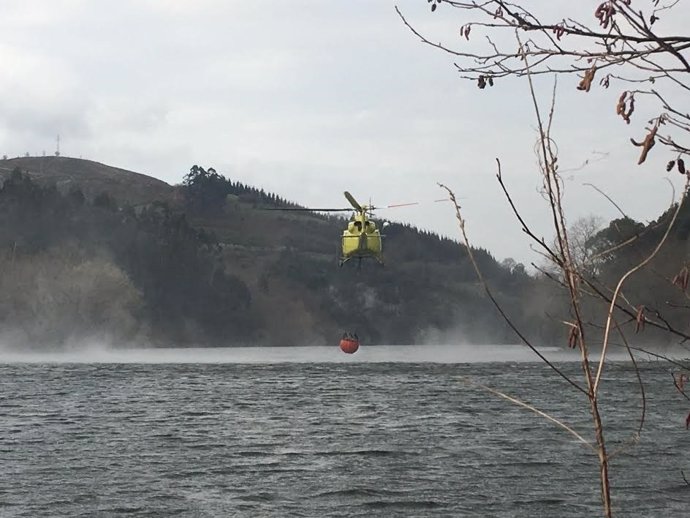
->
[1, 1, 688, 265]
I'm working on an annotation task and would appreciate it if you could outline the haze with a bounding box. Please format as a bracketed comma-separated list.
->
[1, 343, 630, 364]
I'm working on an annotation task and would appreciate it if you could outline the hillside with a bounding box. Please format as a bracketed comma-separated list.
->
[0, 157, 549, 349]
[0, 156, 174, 206]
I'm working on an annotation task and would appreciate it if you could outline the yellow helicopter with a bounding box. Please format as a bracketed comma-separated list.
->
[333, 192, 449, 265]
[265, 191, 406, 267]
[339, 191, 385, 266]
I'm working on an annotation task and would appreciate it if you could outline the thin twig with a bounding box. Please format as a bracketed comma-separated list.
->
[608, 319, 646, 460]
[440, 183, 587, 395]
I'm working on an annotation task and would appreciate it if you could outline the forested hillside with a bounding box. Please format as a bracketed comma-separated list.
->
[4, 156, 685, 350]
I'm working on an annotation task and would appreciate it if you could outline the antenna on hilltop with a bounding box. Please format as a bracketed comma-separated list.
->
[55, 134, 60, 157]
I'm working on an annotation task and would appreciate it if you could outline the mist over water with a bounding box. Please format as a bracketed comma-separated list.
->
[0, 343, 640, 364]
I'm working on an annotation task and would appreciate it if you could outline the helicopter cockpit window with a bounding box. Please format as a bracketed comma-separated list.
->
[354, 221, 362, 232]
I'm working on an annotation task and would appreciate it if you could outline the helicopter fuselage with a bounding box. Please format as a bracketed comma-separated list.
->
[340, 210, 383, 265]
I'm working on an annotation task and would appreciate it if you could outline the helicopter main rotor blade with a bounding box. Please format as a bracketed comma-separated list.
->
[260, 207, 352, 212]
[381, 202, 419, 208]
[370, 198, 453, 210]
[343, 191, 363, 212]
[258, 194, 452, 213]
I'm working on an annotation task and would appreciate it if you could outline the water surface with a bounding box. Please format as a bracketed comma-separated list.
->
[1, 346, 688, 517]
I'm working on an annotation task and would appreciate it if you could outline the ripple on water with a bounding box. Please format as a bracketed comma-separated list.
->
[0, 360, 687, 517]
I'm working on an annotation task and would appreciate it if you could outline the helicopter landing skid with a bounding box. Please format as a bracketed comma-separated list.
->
[338, 256, 384, 268]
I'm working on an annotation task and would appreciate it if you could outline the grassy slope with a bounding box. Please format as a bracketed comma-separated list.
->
[0, 156, 174, 206]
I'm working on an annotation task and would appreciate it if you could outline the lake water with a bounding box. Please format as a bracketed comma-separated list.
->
[1, 345, 689, 517]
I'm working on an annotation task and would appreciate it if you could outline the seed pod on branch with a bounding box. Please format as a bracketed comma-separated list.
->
[616, 91, 634, 124]
[552, 23, 566, 41]
[476, 75, 494, 89]
[634, 305, 646, 333]
[672, 265, 689, 291]
[595, 2, 616, 28]
[616, 92, 626, 116]
[566, 324, 579, 349]
[625, 96, 635, 123]
[667, 160, 676, 172]
[678, 158, 686, 175]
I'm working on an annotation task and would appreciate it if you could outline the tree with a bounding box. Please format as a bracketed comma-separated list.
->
[558, 215, 607, 276]
[0, 245, 143, 347]
[400, 2, 689, 516]
[182, 165, 230, 213]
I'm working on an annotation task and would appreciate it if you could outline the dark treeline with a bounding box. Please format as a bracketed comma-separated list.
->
[178, 164, 543, 346]
[182, 165, 298, 213]
[0, 168, 254, 347]
[508, 204, 690, 351]
[571, 204, 690, 346]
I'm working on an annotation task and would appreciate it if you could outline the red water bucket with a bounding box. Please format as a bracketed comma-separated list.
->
[339, 338, 359, 354]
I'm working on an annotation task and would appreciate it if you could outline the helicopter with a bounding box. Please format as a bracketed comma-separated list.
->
[339, 191, 385, 266]
[263, 191, 451, 267]
[264, 191, 406, 267]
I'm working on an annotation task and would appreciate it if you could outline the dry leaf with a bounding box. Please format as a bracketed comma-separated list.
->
[630, 126, 658, 164]
[577, 65, 597, 92]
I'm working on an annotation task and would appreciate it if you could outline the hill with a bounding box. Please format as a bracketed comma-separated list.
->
[0, 156, 174, 206]
[0, 156, 547, 349]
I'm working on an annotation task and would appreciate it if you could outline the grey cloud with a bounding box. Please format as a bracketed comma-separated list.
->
[0, 1, 686, 263]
